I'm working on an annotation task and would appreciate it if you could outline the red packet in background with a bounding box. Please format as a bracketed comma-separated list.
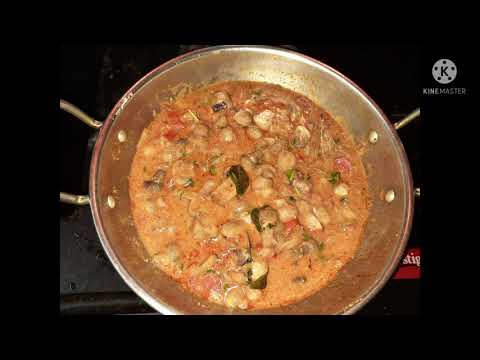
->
[393, 247, 420, 279]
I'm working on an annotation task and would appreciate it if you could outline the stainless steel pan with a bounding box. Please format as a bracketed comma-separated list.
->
[60, 45, 420, 314]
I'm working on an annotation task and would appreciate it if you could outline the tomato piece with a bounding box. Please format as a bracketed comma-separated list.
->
[284, 219, 299, 235]
[203, 274, 222, 292]
[188, 274, 221, 299]
[166, 110, 186, 129]
[334, 157, 352, 175]
[163, 129, 178, 141]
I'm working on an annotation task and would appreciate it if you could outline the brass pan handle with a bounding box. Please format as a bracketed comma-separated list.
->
[393, 108, 420, 130]
[60, 99, 103, 205]
[393, 108, 421, 198]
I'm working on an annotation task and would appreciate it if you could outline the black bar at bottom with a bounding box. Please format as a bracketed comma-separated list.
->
[60, 292, 157, 315]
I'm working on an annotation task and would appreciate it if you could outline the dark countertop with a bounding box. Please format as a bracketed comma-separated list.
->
[60, 44, 420, 315]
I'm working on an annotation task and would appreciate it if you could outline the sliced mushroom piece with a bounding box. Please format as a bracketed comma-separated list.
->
[212, 91, 232, 112]
[293, 125, 311, 148]
[198, 215, 219, 238]
[252, 177, 274, 198]
[151, 169, 166, 184]
[143, 180, 162, 192]
[199, 180, 217, 197]
[240, 156, 256, 174]
[248, 260, 269, 289]
[190, 254, 219, 276]
[219, 127, 235, 142]
[257, 247, 275, 259]
[277, 229, 303, 252]
[253, 109, 275, 131]
[186, 135, 208, 152]
[292, 178, 312, 194]
[245, 287, 262, 301]
[297, 241, 316, 256]
[258, 206, 279, 230]
[256, 137, 276, 149]
[296, 200, 323, 231]
[227, 270, 248, 284]
[214, 115, 228, 129]
[245, 150, 264, 165]
[313, 205, 331, 225]
[256, 164, 276, 179]
[193, 124, 209, 137]
[277, 150, 296, 172]
[211, 178, 237, 205]
[220, 220, 245, 238]
[192, 219, 207, 240]
[224, 286, 248, 309]
[239, 211, 253, 224]
[143, 169, 166, 192]
[277, 203, 298, 223]
[233, 109, 253, 127]
[246, 126, 262, 140]
[231, 199, 249, 214]
[334, 183, 349, 197]
[260, 228, 277, 248]
[172, 160, 195, 184]
[233, 248, 252, 266]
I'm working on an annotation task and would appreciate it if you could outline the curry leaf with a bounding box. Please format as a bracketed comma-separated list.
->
[227, 165, 250, 195]
[251, 208, 262, 232]
[328, 171, 341, 185]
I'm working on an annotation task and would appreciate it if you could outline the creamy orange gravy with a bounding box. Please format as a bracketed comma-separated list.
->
[129, 81, 370, 310]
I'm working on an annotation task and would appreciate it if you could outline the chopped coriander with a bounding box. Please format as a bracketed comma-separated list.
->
[206, 269, 216, 274]
[184, 178, 194, 188]
[303, 233, 312, 241]
[286, 169, 296, 183]
[328, 171, 341, 185]
[209, 166, 217, 175]
[267, 223, 275, 229]
[210, 154, 224, 165]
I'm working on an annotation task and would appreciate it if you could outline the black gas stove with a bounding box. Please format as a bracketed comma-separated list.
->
[60, 44, 421, 315]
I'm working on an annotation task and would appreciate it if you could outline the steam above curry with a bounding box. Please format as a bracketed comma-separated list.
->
[129, 81, 370, 310]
